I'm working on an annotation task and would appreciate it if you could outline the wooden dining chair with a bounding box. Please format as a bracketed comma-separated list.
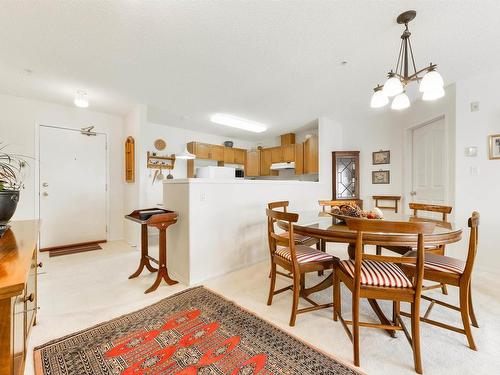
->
[377, 202, 453, 295]
[333, 217, 436, 374]
[268, 201, 320, 247]
[266, 208, 336, 326]
[400, 212, 480, 351]
[319, 199, 362, 212]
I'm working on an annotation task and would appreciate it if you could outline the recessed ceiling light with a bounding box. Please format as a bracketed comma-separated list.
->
[74, 90, 89, 108]
[210, 113, 267, 133]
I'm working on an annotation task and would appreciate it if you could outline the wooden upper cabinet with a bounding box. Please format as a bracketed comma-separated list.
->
[270, 147, 283, 163]
[188, 142, 209, 159]
[209, 145, 224, 161]
[223, 147, 235, 163]
[246, 150, 260, 176]
[281, 133, 296, 145]
[282, 144, 295, 162]
[294, 143, 304, 174]
[303, 136, 319, 174]
[234, 148, 246, 165]
[260, 148, 272, 176]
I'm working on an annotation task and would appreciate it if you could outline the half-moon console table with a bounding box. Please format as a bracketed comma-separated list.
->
[125, 208, 178, 293]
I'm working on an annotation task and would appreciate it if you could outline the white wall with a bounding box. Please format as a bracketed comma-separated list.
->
[0, 93, 125, 240]
[454, 72, 500, 269]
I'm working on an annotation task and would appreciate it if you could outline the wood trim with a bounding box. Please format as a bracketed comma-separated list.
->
[40, 239, 106, 252]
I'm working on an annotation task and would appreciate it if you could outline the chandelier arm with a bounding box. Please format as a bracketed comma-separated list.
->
[407, 38, 419, 78]
[395, 38, 404, 76]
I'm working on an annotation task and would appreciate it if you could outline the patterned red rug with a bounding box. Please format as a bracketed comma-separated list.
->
[34, 287, 362, 375]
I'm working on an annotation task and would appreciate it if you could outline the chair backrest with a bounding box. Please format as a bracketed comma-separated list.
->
[344, 217, 436, 293]
[409, 202, 452, 221]
[463, 211, 480, 280]
[268, 201, 289, 212]
[319, 200, 359, 212]
[266, 207, 300, 269]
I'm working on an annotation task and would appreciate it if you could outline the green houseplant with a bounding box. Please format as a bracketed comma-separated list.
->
[0, 144, 27, 224]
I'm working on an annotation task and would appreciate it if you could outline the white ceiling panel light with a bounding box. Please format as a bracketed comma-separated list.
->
[210, 113, 267, 133]
[74, 90, 89, 108]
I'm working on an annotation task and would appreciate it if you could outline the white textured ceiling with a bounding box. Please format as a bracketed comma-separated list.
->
[0, 1, 499, 140]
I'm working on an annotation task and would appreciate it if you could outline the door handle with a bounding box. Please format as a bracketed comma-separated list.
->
[42, 192, 49, 196]
[410, 191, 417, 196]
[42, 182, 49, 187]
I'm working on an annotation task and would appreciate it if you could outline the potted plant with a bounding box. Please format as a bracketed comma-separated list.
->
[0, 144, 27, 225]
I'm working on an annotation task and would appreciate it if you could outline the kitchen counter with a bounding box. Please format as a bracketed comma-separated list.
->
[163, 178, 328, 285]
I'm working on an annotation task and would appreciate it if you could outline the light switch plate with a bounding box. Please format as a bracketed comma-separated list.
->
[465, 146, 477, 157]
[470, 166, 479, 176]
[470, 102, 479, 112]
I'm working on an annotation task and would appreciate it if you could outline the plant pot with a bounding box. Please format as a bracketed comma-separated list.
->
[0, 190, 19, 224]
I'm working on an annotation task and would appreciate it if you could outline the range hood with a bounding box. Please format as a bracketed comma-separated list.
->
[270, 162, 295, 170]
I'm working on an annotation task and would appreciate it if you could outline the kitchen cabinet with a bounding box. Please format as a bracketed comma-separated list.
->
[234, 148, 246, 164]
[187, 142, 224, 160]
[245, 150, 260, 176]
[210, 145, 224, 161]
[270, 147, 282, 163]
[282, 144, 295, 162]
[294, 143, 304, 174]
[223, 147, 234, 163]
[303, 136, 319, 174]
[260, 148, 272, 176]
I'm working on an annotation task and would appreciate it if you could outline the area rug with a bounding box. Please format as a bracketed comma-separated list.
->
[34, 286, 362, 375]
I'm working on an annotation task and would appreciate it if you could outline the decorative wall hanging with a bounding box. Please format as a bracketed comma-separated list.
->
[372, 170, 390, 184]
[372, 150, 390, 165]
[154, 139, 166, 151]
[125, 136, 135, 183]
[489, 134, 500, 159]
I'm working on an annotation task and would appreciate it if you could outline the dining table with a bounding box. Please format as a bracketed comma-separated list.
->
[277, 210, 463, 336]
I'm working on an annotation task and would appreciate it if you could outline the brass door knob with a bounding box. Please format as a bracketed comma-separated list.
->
[23, 293, 34, 303]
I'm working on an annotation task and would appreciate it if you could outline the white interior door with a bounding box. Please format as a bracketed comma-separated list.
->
[39, 126, 107, 249]
[411, 117, 447, 210]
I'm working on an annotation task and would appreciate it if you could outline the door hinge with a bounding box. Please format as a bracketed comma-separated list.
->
[105, 225, 108, 233]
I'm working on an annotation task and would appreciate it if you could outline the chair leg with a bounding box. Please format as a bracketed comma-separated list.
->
[460, 283, 477, 350]
[441, 283, 448, 295]
[317, 240, 324, 276]
[376, 245, 382, 255]
[411, 302, 423, 374]
[468, 283, 479, 328]
[300, 273, 306, 290]
[392, 301, 400, 326]
[289, 272, 301, 327]
[352, 292, 360, 367]
[333, 271, 340, 321]
[267, 263, 277, 306]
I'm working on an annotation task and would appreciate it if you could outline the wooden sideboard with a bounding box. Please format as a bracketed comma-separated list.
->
[0, 220, 40, 375]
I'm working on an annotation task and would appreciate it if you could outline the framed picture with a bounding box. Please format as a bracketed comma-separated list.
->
[372, 150, 390, 165]
[372, 170, 390, 184]
[489, 134, 500, 160]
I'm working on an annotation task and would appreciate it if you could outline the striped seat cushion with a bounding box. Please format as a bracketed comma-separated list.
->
[339, 260, 412, 288]
[404, 251, 465, 274]
[275, 245, 334, 264]
[277, 231, 316, 245]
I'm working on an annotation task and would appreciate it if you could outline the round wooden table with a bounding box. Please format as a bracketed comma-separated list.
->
[278, 211, 463, 337]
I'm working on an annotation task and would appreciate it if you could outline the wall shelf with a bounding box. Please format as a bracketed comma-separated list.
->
[147, 151, 176, 170]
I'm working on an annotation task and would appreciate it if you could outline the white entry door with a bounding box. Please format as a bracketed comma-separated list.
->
[39, 125, 107, 249]
[411, 117, 447, 208]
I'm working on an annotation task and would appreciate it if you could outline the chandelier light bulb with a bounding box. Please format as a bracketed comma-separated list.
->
[370, 86, 389, 108]
[382, 74, 404, 97]
[74, 90, 89, 108]
[391, 92, 410, 110]
[419, 69, 444, 93]
[422, 86, 445, 101]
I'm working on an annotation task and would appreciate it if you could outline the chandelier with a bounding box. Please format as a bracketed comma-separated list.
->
[371, 10, 444, 110]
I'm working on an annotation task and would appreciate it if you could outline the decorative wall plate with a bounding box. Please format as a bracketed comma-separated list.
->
[154, 139, 166, 151]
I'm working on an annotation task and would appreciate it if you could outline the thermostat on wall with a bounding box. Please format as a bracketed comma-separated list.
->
[465, 146, 477, 157]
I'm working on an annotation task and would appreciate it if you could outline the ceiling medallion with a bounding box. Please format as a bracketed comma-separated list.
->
[371, 10, 445, 110]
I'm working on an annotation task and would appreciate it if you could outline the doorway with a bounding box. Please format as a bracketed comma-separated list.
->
[38, 125, 107, 250]
[410, 116, 447, 210]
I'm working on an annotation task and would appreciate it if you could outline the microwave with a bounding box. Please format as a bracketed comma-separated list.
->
[235, 169, 245, 178]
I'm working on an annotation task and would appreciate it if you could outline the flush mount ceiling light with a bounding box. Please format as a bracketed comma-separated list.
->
[370, 10, 445, 110]
[210, 113, 267, 133]
[74, 90, 89, 108]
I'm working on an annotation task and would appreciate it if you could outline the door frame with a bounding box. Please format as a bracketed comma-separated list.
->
[403, 114, 451, 215]
[34, 124, 110, 243]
